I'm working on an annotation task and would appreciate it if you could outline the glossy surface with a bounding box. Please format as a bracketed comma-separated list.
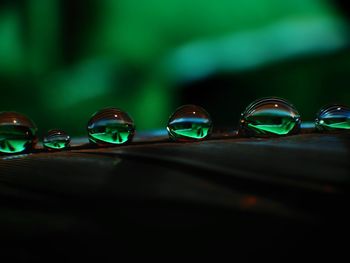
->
[239, 97, 301, 137]
[87, 108, 135, 145]
[167, 105, 212, 141]
[0, 112, 37, 153]
[43, 129, 71, 150]
[315, 104, 350, 131]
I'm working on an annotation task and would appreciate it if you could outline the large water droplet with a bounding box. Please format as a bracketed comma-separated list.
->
[315, 104, 350, 131]
[167, 105, 212, 141]
[0, 111, 37, 154]
[87, 108, 135, 145]
[43, 129, 71, 150]
[239, 97, 301, 137]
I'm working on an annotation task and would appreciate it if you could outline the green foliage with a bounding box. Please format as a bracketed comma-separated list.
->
[0, 0, 349, 135]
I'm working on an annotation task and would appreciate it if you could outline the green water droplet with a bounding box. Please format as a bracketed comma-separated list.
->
[43, 129, 71, 150]
[0, 112, 37, 154]
[316, 104, 350, 132]
[239, 97, 301, 137]
[167, 105, 212, 141]
[87, 108, 135, 145]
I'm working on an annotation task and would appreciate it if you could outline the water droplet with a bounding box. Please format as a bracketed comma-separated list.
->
[0, 111, 37, 154]
[315, 104, 350, 131]
[43, 129, 71, 150]
[87, 108, 135, 145]
[167, 105, 212, 141]
[239, 97, 301, 137]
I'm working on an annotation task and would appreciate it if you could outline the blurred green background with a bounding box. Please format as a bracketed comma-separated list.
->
[0, 0, 349, 136]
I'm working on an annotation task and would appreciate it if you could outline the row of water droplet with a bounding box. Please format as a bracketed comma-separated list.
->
[0, 97, 349, 154]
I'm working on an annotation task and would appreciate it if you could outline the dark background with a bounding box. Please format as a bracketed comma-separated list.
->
[1, 0, 350, 136]
[1, 1, 350, 260]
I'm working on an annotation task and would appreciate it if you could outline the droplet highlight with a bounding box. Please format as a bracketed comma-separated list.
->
[87, 108, 135, 145]
[239, 97, 301, 137]
[315, 104, 350, 131]
[167, 105, 212, 141]
[43, 129, 71, 150]
[0, 111, 37, 154]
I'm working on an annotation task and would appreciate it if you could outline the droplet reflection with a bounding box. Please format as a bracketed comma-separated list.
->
[43, 129, 71, 150]
[0, 112, 37, 154]
[315, 104, 350, 132]
[87, 108, 135, 145]
[167, 105, 212, 141]
[239, 97, 301, 137]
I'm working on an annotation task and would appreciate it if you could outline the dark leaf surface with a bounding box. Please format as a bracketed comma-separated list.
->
[0, 132, 349, 259]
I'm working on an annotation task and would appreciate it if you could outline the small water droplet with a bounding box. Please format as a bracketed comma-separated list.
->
[0, 111, 37, 154]
[167, 105, 212, 141]
[87, 108, 135, 145]
[43, 129, 71, 150]
[239, 97, 301, 137]
[315, 104, 350, 131]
